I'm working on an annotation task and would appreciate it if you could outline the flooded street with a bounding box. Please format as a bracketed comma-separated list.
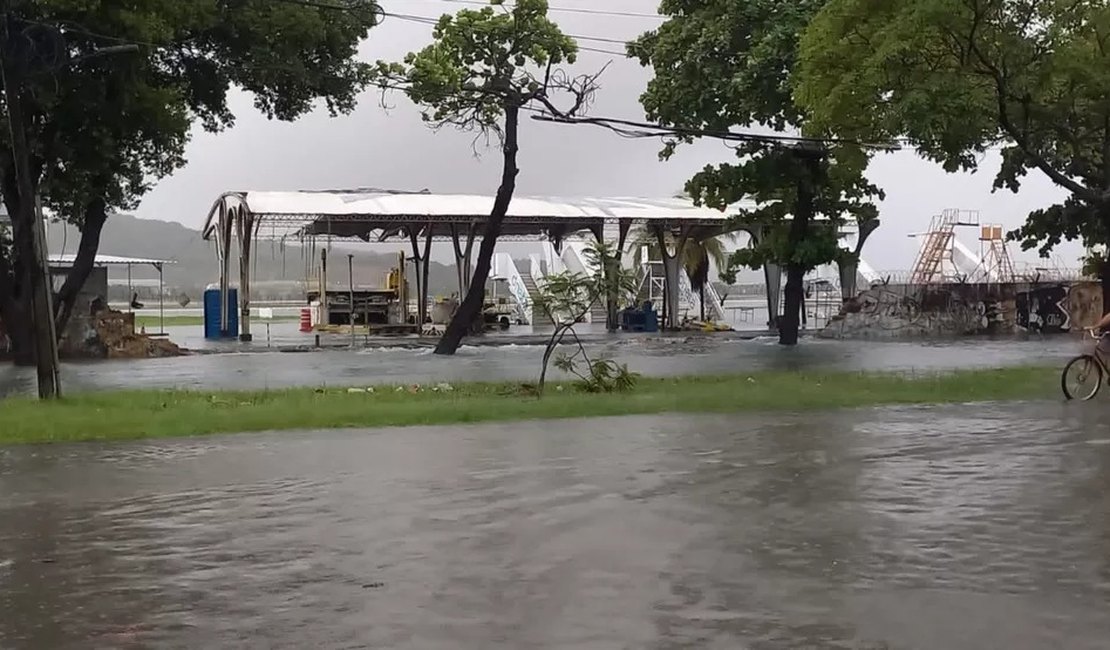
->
[0, 335, 1080, 397]
[3, 402, 1110, 648]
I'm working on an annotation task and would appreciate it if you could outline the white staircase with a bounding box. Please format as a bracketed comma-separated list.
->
[589, 300, 608, 326]
[520, 270, 554, 329]
[640, 257, 726, 322]
[491, 252, 533, 325]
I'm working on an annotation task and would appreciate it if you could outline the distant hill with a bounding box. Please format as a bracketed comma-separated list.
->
[46, 214, 461, 300]
[43, 213, 753, 301]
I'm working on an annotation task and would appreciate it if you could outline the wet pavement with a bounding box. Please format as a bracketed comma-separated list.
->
[0, 334, 1081, 397]
[3, 402, 1110, 648]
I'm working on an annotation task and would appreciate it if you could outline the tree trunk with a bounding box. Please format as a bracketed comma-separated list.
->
[780, 146, 820, 346]
[0, 224, 21, 362]
[435, 104, 520, 356]
[0, 167, 36, 366]
[780, 266, 805, 345]
[53, 198, 108, 337]
[1, 300, 32, 365]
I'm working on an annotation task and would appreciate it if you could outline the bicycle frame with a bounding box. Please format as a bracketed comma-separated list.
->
[1086, 330, 1110, 368]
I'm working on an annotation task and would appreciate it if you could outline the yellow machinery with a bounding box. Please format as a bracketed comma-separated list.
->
[307, 250, 417, 335]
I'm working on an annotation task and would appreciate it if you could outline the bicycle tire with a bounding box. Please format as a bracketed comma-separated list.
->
[1062, 354, 1103, 401]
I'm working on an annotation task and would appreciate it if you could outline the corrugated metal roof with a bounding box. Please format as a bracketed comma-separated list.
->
[238, 191, 747, 220]
[202, 190, 756, 241]
[48, 254, 175, 267]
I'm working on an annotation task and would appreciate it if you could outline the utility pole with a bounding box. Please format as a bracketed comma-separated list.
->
[347, 253, 355, 348]
[0, 11, 60, 398]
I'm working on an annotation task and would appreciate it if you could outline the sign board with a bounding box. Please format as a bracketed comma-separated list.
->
[258, 307, 274, 321]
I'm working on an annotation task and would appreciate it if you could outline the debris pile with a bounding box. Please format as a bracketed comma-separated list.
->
[96, 310, 184, 358]
[60, 307, 185, 359]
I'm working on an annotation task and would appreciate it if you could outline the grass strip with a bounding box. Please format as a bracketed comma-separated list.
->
[0, 365, 1057, 446]
[133, 315, 297, 328]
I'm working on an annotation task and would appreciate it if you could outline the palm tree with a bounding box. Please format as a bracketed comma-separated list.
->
[630, 230, 731, 322]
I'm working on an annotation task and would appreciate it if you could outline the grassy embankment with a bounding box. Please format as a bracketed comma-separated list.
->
[0, 366, 1056, 445]
[133, 315, 298, 328]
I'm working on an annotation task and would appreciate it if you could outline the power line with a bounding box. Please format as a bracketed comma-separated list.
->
[530, 114, 902, 152]
[273, 0, 664, 20]
[381, 11, 634, 56]
[272, 0, 379, 10]
[576, 46, 629, 57]
[43, 3, 638, 58]
[26, 4, 635, 72]
[410, 0, 665, 20]
[43, 22, 164, 49]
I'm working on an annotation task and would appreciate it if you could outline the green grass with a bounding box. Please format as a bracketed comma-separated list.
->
[0, 366, 1058, 446]
[133, 314, 297, 328]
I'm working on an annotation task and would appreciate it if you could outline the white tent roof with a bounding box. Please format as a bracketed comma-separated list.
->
[48, 254, 174, 267]
[231, 191, 742, 220]
[202, 190, 753, 241]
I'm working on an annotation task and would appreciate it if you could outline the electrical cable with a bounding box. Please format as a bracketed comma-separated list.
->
[387, 0, 664, 20]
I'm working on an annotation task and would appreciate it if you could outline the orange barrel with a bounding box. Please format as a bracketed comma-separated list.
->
[299, 308, 313, 333]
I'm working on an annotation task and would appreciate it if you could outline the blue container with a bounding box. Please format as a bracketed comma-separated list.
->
[620, 302, 659, 333]
[203, 288, 239, 339]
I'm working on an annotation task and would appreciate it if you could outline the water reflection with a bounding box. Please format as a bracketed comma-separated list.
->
[2, 403, 1110, 647]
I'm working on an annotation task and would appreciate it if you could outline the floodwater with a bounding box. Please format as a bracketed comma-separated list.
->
[3, 403, 1110, 648]
[0, 335, 1081, 398]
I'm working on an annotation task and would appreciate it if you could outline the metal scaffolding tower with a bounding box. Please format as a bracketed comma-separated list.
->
[909, 209, 980, 285]
[976, 224, 1016, 284]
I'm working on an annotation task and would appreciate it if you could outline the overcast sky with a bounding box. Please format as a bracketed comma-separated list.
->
[133, 0, 1080, 273]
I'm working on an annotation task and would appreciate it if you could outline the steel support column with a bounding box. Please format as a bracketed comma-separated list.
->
[237, 209, 256, 342]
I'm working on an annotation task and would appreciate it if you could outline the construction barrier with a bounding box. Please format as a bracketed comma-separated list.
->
[299, 308, 313, 333]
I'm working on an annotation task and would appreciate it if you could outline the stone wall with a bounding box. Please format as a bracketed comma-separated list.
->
[820, 281, 1103, 340]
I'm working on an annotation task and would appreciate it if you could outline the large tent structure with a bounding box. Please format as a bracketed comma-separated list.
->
[201, 189, 761, 339]
[201, 189, 875, 340]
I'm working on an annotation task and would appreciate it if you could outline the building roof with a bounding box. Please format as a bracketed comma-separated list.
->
[48, 254, 175, 268]
[202, 190, 754, 242]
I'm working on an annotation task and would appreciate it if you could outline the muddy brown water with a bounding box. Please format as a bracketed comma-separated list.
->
[0, 336, 1079, 398]
[2, 402, 1110, 648]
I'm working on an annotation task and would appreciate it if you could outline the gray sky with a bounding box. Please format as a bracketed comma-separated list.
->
[133, 0, 1080, 273]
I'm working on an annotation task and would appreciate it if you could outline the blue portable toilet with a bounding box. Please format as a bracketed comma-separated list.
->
[203, 287, 238, 339]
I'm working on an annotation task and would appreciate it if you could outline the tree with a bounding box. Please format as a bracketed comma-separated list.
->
[534, 242, 638, 395]
[628, 0, 882, 345]
[0, 0, 378, 365]
[631, 230, 730, 322]
[797, 0, 1110, 302]
[372, 0, 598, 355]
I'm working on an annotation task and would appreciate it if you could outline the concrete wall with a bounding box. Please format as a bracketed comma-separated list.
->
[820, 281, 1102, 340]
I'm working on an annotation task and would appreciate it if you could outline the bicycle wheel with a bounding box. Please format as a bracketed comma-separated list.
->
[1062, 355, 1104, 401]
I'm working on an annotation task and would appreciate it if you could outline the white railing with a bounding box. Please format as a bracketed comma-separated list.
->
[492, 252, 533, 325]
[561, 242, 592, 276]
[528, 253, 546, 284]
[677, 269, 699, 321]
[540, 242, 566, 277]
[702, 280, 726, 321]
